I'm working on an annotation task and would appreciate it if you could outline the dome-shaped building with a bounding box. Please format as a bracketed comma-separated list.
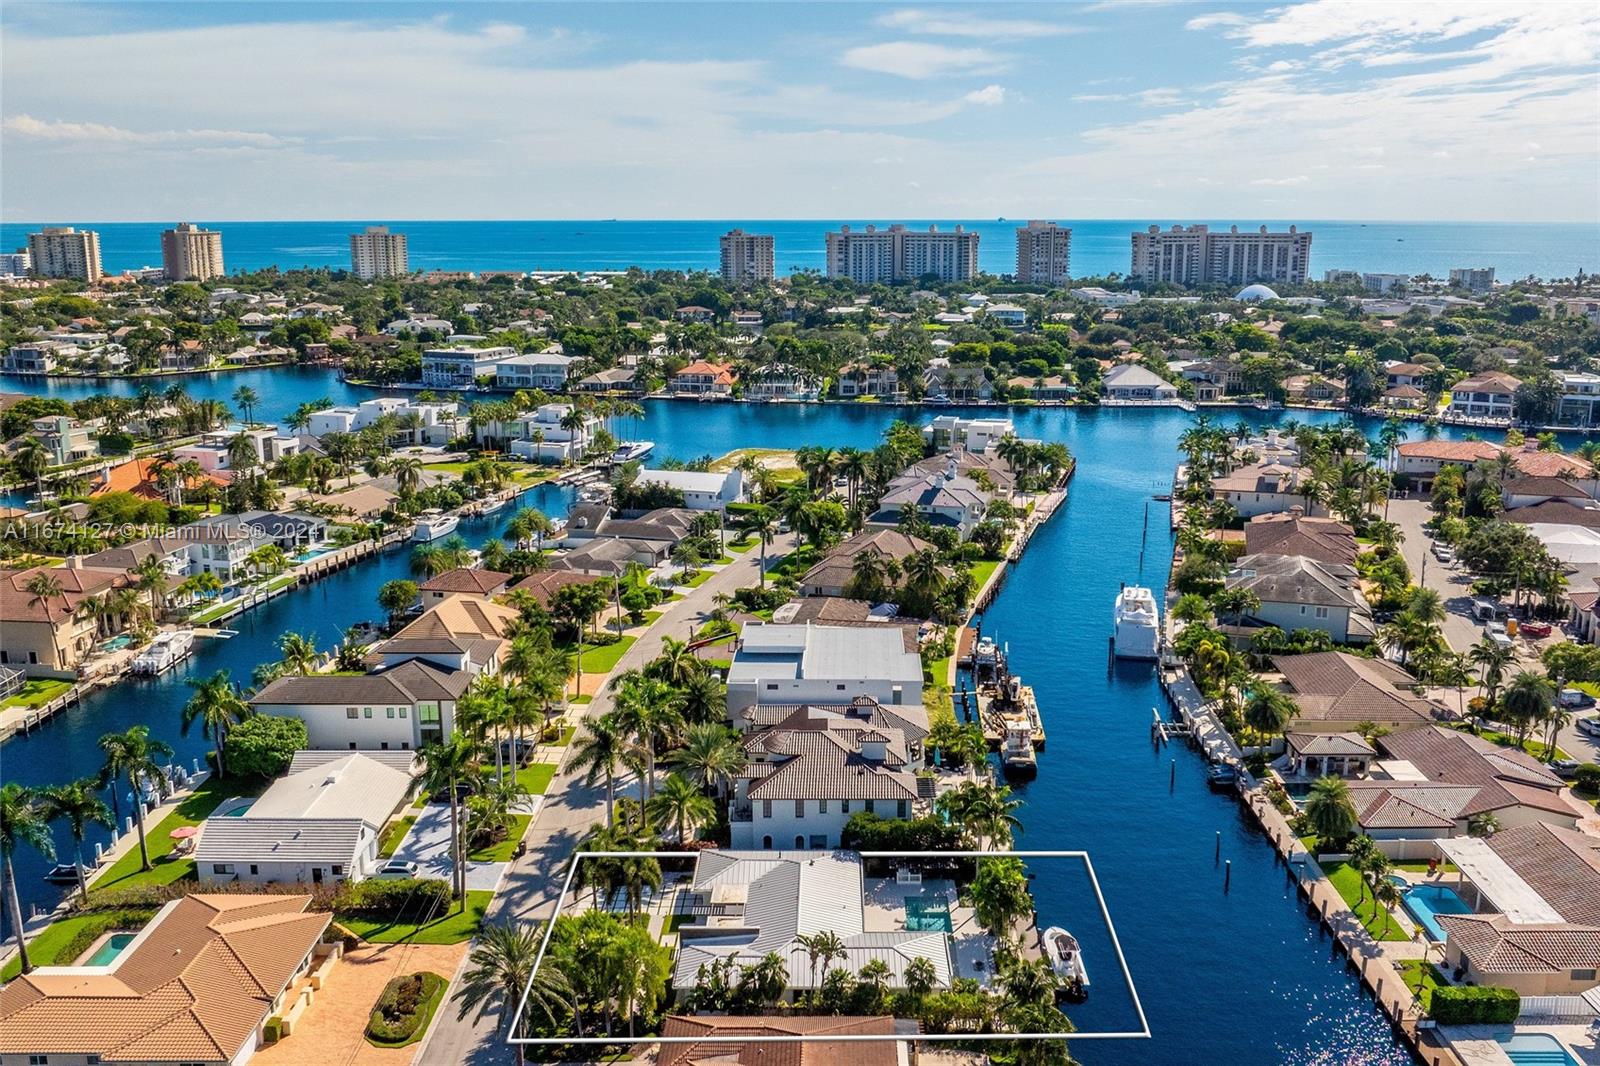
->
[1236, 283, 1280, 302]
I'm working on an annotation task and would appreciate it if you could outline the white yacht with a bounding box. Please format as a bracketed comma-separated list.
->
[610, 441, 654, 464]
[130, 629, 195, 675]
[1043, 926, 1089, 996]
[999, 719, 1037, 777]
[1112, 586, 1161, 660]
[412, 509, 460, 542]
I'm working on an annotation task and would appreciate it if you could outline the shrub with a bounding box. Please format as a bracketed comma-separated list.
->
[1429, 985, 1520, 1025]
[263, 1017, 284, 1043]
[839, 812, 961, 852]
[335, 877, 451, 920]
[58, 909, 156, 965]
[223, 715, 308, 779]
[1574, 763, 1600, 794]
[366, 971, 445, 1045]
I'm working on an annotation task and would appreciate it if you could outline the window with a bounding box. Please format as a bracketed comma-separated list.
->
[1574, 968, 1598, 981]
[762, 800, 772, 818]
[249, 865, 258, 875]
[809, 835, 827, 849]
[346, 708, 359, 719]
[212, 863, 234, 875]
[897, 800, 908, 818]
[332, 865, 344, 876]
[349, 742, 357, 750]
[1314, 606, 1329, 619]
[864, 800, 875, 814]
[794, 800, 805, 817]
[762, 835, 773, 849]
[29, 1056, 50, 1065]
[381, 742, 389, 750]
[402, 742, 410, 750]
[419, 704, 439, 723]
[818, 800, 828, 814]
[836, 684, 846, 691]
[841, 800, 850, 813]
[399, 707, 408, 718]
[766, 683, 778, 691]
[795, 835, 805, 848]
[363, 707, 373, 718]
[386, 707, 395, 718]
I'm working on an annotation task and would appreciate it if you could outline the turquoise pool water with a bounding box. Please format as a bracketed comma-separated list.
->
[85, 932, 136, 967]
[904, 897, 953, 933]
[1403, 884, 1473, 942]
[100, 634, 133, 651]
[1498, 1033, 1578, 1066]
[294, 548, 332, 564]
[219, 800, 254, 817]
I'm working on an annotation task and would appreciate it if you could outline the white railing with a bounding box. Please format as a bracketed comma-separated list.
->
[1519, 994, 1597, 1021]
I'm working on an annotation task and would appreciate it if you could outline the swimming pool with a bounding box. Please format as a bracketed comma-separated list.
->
[1402, 884, 1473, 942]
[215, 798, 255, 817]
[293, 548, 332, 564]
[1497, 1033, 1578, 1066]
[100, 634, 133, 652]
[84, 932, 137, 967]
[904, 897, 953, 933]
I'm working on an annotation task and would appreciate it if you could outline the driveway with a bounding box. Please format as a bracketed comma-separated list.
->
[392, 804, 506, 894]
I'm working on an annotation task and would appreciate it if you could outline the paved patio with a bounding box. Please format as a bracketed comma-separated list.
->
[250, 941, 470, 1066]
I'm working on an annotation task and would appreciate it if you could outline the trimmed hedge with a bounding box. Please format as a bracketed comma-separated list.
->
[1573, 762, 1600, 793]
[1430, 985, 1520, 1024]
[335, 877, 451, 920]
[366, 971, 446, 1046]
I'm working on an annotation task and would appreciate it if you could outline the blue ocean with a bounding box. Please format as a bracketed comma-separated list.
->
[3, 218, 1596, 281]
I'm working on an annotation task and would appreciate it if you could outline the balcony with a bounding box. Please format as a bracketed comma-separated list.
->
[730, 803, 752, 823]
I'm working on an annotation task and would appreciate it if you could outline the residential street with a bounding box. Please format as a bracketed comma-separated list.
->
[415, 533, 795, 1066]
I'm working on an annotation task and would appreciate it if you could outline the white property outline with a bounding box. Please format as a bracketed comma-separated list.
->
[507, 848, 1151, 1047]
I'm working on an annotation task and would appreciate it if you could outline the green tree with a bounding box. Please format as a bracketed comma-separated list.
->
[452, 922, 572, 1064]
[181, 670, 251, 778]
[97, 726, 173, 872]
[277, 631, 319, 675]
[377, 579, 420, 626]
[223, 714, 308, 779]
[1, 784, 55, 973]
[571, 716, 636, 828]
[646, 773, 717, 845]
[419, 734, 478, 900]
[1304, 775, 1357, 855]
[39, 779, 112, 903]
[970, 857, 1033, 943]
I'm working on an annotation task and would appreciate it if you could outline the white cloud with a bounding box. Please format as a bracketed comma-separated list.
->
[876, 8, 1085, 38]
[962, 84, 1007, 106]
[5, 114, 293, 147]
[1186, 12, 1250, 31]
[1250, 175, 1310, 186]
[839, 41, 1005, 79]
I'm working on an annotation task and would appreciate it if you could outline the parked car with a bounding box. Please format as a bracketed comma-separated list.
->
[1577, 716, 1600, 738]
[1471, 598, 1508, 622]
[376, 859, 419, 879]
[1483, 621, 1513, 650]
[1559, 688, 1596, 709]
[1432, 543, 1455, 563]
[429, 782, 476, 804]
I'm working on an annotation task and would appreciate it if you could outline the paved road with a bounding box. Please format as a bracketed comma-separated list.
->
[415, 534, 793, 1066]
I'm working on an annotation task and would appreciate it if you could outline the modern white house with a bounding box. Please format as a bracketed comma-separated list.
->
[494, 350, 575, 392]
[724, 623, 923, 718]
[420, 345, 517, 388]
[175, 427, 303, 474]
[633, 468, 745, 510]
[248, 660, 470, 751]
[1445, 371, 1518, 420]
[307, 397, 461, 444]
[171, 515, 273, 581]
[505, 403, 601, 463]
[196, 751, 416, 886]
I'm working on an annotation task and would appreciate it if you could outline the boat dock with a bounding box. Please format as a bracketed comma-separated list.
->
[1156, 662, 1243, 767]
[0, 683, 87, 742]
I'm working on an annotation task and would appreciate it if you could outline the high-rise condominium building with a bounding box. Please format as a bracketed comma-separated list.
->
[160, 222, 225, 281]
[1015, 220, 1072, 285]
[719, 229, 775, 284]
[349, 226, 409, 280]
[27, 227, 102, 282]
[825, 224, 979, 284]
[1130, 224, 1312, 287]
[1449, 267, 1495, 295]
[0, 250, 31, 277]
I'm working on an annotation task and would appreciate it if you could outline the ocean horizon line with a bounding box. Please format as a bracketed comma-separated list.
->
[5, 216, 1597, 227]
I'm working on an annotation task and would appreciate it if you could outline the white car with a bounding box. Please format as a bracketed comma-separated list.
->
[1483, 621, 1514, 650]
[375, 859, 419, 879]
[1432, 543, 1455, 563]
[1578, 716, 1600, 738]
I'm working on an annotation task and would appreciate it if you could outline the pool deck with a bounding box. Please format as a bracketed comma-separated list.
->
[1446, 1025, 1598, 1066]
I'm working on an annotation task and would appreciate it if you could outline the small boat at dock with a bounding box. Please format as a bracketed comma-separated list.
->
[1043, 926, 1089, 999]
[1113, 586, 1160, 660]
[130, 629, 195, 675]
[981, 674, 1045, 750]
[412, 509, 460, 542]
[1000, 719, 1037, 777]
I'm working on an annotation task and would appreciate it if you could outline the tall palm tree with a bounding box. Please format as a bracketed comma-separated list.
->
[740, 508, 779, 587]
[667, 722, 744, 793]
[1, 784, 55, 973]
[571, 717, 634, 827]
[97, 726, 172, 872]
[232, 384, 260, 425]
[609, 676, 685, 809]
[1469, 637, 1514, 722]
[181, 670, 251, 778]
[40, 779, 113, 903]
[131, 553, 170, 618]
[23, 572, 66, 618]
[419, 734, 478, 901]
[646, 773, 716, 845]
[14, 438, 51, 499]
[1243, 685, 1297, 747]
[1500, 671, 1555, 751]
[794, 929, 847, 989]
[1304, 775, 1357, 856]
[391, 455, 425, 498]
[451, 921, 572, 1064]
[277, 631, 319, 675]
[648, 638, 703, 688]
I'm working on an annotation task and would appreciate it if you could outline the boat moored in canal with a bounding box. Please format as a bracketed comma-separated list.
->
[129, 629, 195, 675]
[412, 508, 461, 542]
[1000, 718, 1038, 777]
[1043, 925, 1089, 999]
[1112, 585, 1161, 660]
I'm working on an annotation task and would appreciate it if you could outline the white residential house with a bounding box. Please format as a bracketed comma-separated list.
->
[744, 363, 818, 401]
[3, 343, 67, 374]
[494, 351, 575, 392]
[1102, 363, 1179, 401]
[505, 403, 601, 463]
[724, 623, 923, 718]
[1211, 462, 1319, 519]
[196, 751, 416, 886]
[1225, 553, 1374, 643]
[171, 516, 272, 581]
[985, 303, 1028, 330]
[834, 363, 903, 400]
[175, 427, 302, 474]
[384, 316, 454, 337]
[633, 468, 745, 510]
[248, 660, 471, 751]
[922, 415, 1016, 454]
[421, 345, 517, 388]
[1446, 372, 1518, 420]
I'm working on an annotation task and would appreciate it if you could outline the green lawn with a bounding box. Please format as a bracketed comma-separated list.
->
[340, 890, 491, 944]
[1321, 861, 1408, 941]
[365, 971, 448, 1048]
[552, 725, 576, 746]
[517, 763, 558, 795]
[726, 538, 755, 553]
[1394, 861, 1458, 874]
[91, 777, 239, 894]
[703, 658, 731, 671]
[571, 635, 636, 675]
[969, 558, 1004, 589]
[0, 908, 156, 982]
[569, 694, 593, 705]
[378, 815, 417, 858]
[714, 555, 735, 565]
[1398, 959, 1446, 1014]
[924, 656, 952, 686]
[682, 570, 714, 589]
[2, 678, 72, 709]
[467, 814, 531, 861]
[1476, 728, 1570, 763]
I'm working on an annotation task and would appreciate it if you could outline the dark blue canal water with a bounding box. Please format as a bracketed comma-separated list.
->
[2, 373, 1450, 1061]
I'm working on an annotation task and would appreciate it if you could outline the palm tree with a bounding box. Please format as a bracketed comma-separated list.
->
[232, 384, 260, 424]
[677, 670, 724, 726]
[649, 638, 703, 688]
[667, 722, 744, 793]
[452, 921, 572, 1064]
[1, 784, 55, 973]
[277, 631, 319, 675]
[1500, 671, 1555, 751]
[23, 572, 66, 618]
[1304, 775, 1357, 855]
[646, 773, 716, 845]
[391, 455, 425, 498]
[97, 726, 172, 872]
[970, 857, 1033, 943]
[181, 670, 250, 778]
[419, 734, 477, 901]
[40, 779, 112, 903]
[131, 553, 170, 618]
[740, 508, 779, 587]
[14, 438, 51, 499]
[1243, 685, 1296, 747]
[1469, 636, 1514, 722]
[609, 676, 684, 809]
[1467, 811, 1501, 838]
[936, 781, 1023, 850]
[795, 929, 847, 989]
[571, 716, 634, 828]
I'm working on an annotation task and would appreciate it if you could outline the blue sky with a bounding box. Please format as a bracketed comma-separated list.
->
[3, 2, 1596, 222]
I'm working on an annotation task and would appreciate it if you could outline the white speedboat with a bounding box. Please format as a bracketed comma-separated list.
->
[611, 441, 654, 464]
[412, 509, 460, 542]
[1043, 926, 1089, 996]
[130, 629, 195, 675]
[999, 719, 1037, 777]
[1112, 586, 1161, 660]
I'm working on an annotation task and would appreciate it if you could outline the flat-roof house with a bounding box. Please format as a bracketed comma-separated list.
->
[494, 351, 574, 392]
[249, 659, 470, 751]
[196, 751, 415, 886]
[725, 622, 922, 718]
[634, 468, 745, 511]
[0, 894, 331, 1066]
[421, 345, 516, 388]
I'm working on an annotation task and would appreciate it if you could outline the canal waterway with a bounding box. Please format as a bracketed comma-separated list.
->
[3, 372, 1476, 1061]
